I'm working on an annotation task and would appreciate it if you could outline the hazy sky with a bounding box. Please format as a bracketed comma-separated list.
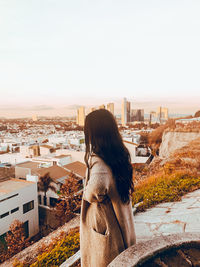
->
[0, 0, 200, 117]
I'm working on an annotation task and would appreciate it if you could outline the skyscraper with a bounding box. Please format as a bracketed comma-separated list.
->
[131, 109, 144, 122]
[157, 107, 168, 122]
[32, 114, 38, 121]
[89, 107, 96, 113]
[127, 101, 131, 122]
[77, 106, 85, 126]
[121, 98, 131, 126]
[107, 103, 114, 115]
[99, 104, 105, 109]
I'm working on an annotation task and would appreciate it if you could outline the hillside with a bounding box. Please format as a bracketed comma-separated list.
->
[152, 137, 200, 176]
[133, 137, 200, 211]
[134, 124, 200, 185]
[159, 131, 200, 158]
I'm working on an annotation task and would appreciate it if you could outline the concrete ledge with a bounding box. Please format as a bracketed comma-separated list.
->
[60, 250, 80, 267]
[108, 233, 200, 267]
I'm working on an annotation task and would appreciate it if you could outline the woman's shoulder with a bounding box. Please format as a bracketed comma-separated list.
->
[89, 154, 112, 175]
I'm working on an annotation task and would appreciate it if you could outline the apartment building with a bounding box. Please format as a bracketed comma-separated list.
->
[0, 178, 39, 239]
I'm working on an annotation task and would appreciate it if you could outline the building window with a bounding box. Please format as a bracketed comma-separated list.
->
[43, 196, 47, 206]
[50, 197, 58, 207]
[0, 193, 19, 203]
[23, 221, 29, 239]
[23, 201, 34, 214]
[0, 212, 9, 219]
[0, 233, 7, 249]
[11, 207, 19, 214]
[38, 195, 41, 205]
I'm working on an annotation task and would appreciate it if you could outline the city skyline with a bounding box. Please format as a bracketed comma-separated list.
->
[0, 96, 198, 119]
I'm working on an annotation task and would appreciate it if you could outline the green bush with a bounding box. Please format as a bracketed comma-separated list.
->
[132, 171, 200, 212]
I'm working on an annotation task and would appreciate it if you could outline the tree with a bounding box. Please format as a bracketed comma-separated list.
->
[38, 172, 57, 206]
[0, 239, 6, 263]
[139, 132, 149, 145]
[194, 110, 200, 117]
[55, 173, 82, 225]
[5, 220, 29, 259]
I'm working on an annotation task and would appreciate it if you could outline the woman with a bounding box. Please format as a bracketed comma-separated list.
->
[80, 109, 136, 267]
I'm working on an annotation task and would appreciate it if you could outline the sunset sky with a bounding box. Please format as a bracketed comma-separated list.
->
[0, 0, 200, 117]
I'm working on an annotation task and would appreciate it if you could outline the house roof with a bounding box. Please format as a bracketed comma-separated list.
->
[16, 161, 40, 170]
[63, 161, 87, 178]
[35, 165, 70, 181]
[0, 178, 34, 197]
[40, 145, 54, 149]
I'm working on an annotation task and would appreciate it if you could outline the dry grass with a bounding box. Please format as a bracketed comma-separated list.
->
[133, 137, 200, 211]
[132, 170, 200, 212]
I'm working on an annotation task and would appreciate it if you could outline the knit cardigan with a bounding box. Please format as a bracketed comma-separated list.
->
[80, 155, 136, 267]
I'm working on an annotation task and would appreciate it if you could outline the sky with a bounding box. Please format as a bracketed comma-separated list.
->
[0, 0, 200, 117]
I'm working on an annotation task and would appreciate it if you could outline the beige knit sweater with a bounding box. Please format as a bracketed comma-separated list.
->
[80, 155, 136, 267]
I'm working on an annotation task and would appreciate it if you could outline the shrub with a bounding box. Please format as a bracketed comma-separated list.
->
[132, 171, 200, 212]
[30, 230, 79, 267]
[0, 220, 29, 264]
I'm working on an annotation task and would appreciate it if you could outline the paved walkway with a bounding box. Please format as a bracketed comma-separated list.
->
[134, 189, 200, 242]
[62, 189, 200, 266]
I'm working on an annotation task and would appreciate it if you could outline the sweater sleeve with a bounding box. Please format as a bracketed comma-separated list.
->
[83, 160, 110, 203]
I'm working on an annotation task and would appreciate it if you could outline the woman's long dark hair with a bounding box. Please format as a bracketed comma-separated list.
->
[84, 109, 134, 204]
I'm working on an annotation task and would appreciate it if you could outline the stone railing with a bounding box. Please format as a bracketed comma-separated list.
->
[60, 232, 200, 266]
[108, 233, 200, 266]
[60, 250, 80, 267]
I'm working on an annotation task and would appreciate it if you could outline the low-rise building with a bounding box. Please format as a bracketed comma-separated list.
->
[32, 154, 71, 167]
[40, 145, 54, 156]
[124, 140, 151, 164]
[0, 178, 39, 239]
[15, 161, 41, 179]
[31, 165, 70, 207]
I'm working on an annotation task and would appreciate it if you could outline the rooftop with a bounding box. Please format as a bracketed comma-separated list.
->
[35, 165, 70, 181]
[0, 178, 34, 197]
[16, 161, 40, 170]
[63, 161, 86, 178]
[40, 145, 54, 149]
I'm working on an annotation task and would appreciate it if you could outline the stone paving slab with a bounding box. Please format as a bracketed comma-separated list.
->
[134, 189, 200, 241]
[60, 189, 200, 267]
